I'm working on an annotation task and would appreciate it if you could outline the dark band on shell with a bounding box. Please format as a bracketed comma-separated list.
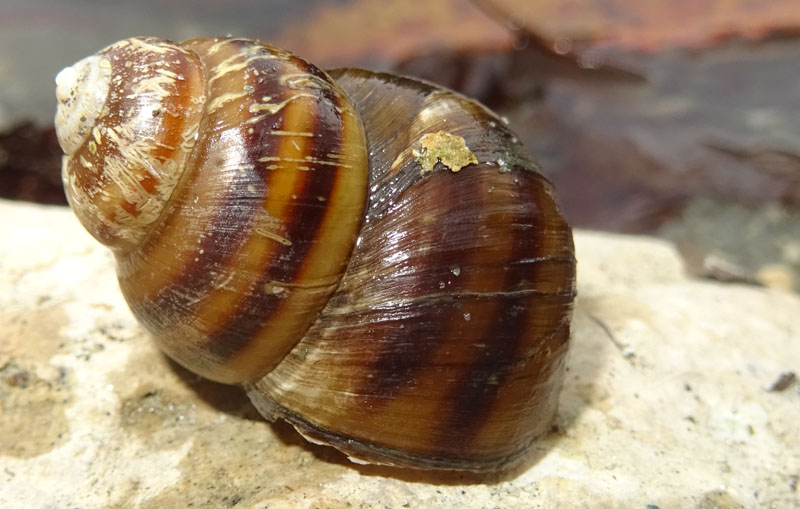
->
[55, 37, 576, 471]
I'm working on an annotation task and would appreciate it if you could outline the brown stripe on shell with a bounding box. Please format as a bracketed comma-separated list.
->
[62, 37, 206, 252]
[247, 166, 574, 471]
[220, 84, 368, 379]
[206, 51, 367, 380]
[464, 178, 575, 458]
[132, 41, 293, 315]
[354, 167, 486, 404]
[348, 166, 574, 463]
[246, 69, 576, 470]
[117, 38, 367, 383]
[387, 168, 539, 459]
[202, 55, 344, 361]
[119, 38, 295, 330]
[433, 167, 574, 461]
[338, 77, 564, 427]
[354, 167, 525, 453]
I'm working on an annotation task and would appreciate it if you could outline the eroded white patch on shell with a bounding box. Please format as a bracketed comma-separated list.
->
[55, 55, 112, 156]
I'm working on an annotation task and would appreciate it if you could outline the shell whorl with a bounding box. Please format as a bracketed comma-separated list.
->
[56, 37, 576, 471]
[74, 38, 370, 384]
[247, 70, 576, 471]
[57, 38, 206, 252]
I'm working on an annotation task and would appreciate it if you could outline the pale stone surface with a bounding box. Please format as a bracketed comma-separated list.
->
[1, 199, 798, 508]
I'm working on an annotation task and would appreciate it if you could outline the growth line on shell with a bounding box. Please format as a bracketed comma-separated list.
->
[155, 68, 178, 79]
[154, 141, 178, 151]
[258, 155, 352, 168]
[121, 37, 173, 55]
[253, 227, 293, 246]
[206, 91, 248, 112]
[322, 288, 576, 317]
[126, 75, 175, 102]
[228, 163, 256, 174]
[269, 130, 314, 137]
[246, 92, 319, 122]
[281, 73, 334, 92]
[212, 272, 236, 292]
[266, 277, 340, 290]
[203, 37, 269, 58]
[507, 253, 578, 265]
[208, 51, 278, 87]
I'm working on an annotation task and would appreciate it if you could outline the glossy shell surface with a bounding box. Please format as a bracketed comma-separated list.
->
[56, 37, 576, 471]
[247, 70, 576, 470]
[57, 37, 369, 383]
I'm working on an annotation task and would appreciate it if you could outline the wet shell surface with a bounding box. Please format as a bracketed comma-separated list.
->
[55, 37, 576, 471]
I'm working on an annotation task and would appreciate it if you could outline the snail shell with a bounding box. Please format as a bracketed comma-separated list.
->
[55, 37, 576, 471]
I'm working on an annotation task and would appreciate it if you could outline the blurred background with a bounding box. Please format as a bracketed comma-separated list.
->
[1, 0, 798, 291]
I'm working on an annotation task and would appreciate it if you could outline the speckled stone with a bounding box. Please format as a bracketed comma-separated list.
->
[1, 200, 798, 508]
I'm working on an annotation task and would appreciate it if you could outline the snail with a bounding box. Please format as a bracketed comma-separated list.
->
[54, 37, 576, 472]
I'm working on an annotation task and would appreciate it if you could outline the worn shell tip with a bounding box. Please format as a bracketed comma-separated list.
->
[54, 55, 111, 156]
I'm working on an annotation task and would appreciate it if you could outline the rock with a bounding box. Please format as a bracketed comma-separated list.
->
[1, 200, 798, 508]
[757, 263, 797, 292]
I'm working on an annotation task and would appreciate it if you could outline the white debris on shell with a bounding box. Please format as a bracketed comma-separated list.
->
[55, 55, 112, 156]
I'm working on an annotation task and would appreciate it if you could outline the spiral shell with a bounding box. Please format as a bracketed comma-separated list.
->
[55, 37, 576, 471]
[58, 37, 368, 383]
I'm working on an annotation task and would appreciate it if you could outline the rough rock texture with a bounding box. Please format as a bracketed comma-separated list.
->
[1, 199, 798, 508]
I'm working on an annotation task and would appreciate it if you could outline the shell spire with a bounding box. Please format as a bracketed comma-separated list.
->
[55, 55, 111, 156]
[55, 37, 206, 252]
[57, 37, 370, 384]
